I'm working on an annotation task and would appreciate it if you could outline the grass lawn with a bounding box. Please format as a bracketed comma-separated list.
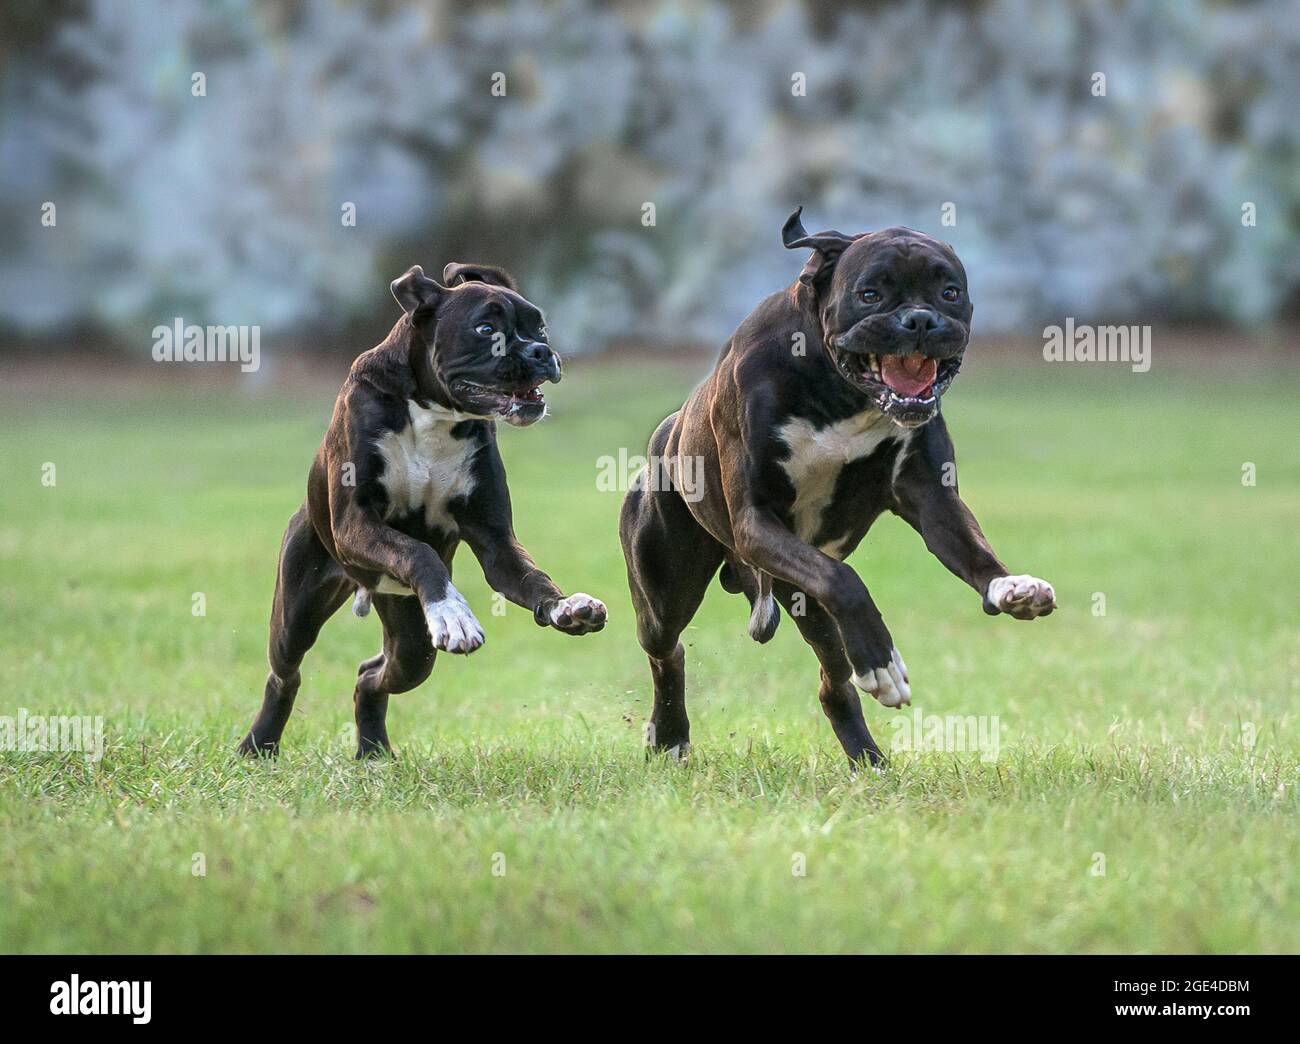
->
[0, 351, 1297, 953]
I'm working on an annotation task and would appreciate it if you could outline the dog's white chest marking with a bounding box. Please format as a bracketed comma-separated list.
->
[776, 410, 907, 557]
[376, 400, 479, 533]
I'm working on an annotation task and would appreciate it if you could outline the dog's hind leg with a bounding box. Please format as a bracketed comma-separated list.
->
[620, 459, 724, 758]
[352, 593, 436, 759]
[239, 507, 351, 757]
[774, 581, 885, 768]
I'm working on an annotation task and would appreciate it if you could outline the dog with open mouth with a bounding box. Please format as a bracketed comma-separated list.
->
[619, 208, 1055, 766]
[238, 262, 606, 759]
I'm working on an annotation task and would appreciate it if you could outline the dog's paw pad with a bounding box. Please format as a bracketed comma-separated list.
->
[986, 574, 1056, 619]
[424, 589, 484, 654]
[853, 649, 911, 708]
[548, 593, 607, 634]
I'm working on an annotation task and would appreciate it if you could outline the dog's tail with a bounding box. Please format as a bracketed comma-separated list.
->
[720, 561, 780, 643]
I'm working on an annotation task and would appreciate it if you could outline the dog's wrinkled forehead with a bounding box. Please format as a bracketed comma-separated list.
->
[391, 261, 545, 333]
[438, 282, 546, 333]
[832, 228, 967, 291]
[782, 208, 967, 295]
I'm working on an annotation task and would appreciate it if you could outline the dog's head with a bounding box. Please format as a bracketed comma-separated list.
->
[391, 262, 561, 427]
[784, 207, 971, 428]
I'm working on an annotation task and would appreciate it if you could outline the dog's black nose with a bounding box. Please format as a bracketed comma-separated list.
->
[523, 342, 561, 382]
[898, 308, 939, 333]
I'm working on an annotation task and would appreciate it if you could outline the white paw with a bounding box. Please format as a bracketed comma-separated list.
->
[853, 649, 911, 708]
[548, 592, 607, 634]
[986, 574, 1056, 619]
[424, 587, 485, 654]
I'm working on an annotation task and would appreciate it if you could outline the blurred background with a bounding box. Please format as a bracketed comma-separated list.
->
[1, 0, 1297, 365]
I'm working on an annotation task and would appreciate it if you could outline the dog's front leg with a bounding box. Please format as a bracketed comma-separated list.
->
[462, 522, 607, 636]
[893, 421, 1055, 620]
[731, 505, 909, 707]
[332, 505, 485, 653]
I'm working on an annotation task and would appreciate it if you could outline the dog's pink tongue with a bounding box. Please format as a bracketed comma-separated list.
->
[881, 355, 937, 396]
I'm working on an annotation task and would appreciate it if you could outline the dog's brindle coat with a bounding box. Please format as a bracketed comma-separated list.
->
[620, 209, 1055, 765]
[239, 262, 606, 759]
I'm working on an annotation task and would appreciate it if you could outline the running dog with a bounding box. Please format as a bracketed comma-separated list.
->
[619, 209, 1054, 765]
[239, 262, 606, 759]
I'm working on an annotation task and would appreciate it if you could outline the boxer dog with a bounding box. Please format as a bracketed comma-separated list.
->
[239, 262, 606, 759]
[619, 209, 1055, 765]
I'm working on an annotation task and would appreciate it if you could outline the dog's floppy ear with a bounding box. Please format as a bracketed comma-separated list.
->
[782, 206, 857, 286]
[391, 264, 444, 316]
[442, 262, 518, 291]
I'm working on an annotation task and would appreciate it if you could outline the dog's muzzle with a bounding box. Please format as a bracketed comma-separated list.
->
[828, 335, 964, 428]
[447, 344, 562, 428]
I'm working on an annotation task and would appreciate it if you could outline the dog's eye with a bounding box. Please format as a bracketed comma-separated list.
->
[860, 289, 881, 304]
[474, 323, 495, 337]
[942, 286, 961, 302]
